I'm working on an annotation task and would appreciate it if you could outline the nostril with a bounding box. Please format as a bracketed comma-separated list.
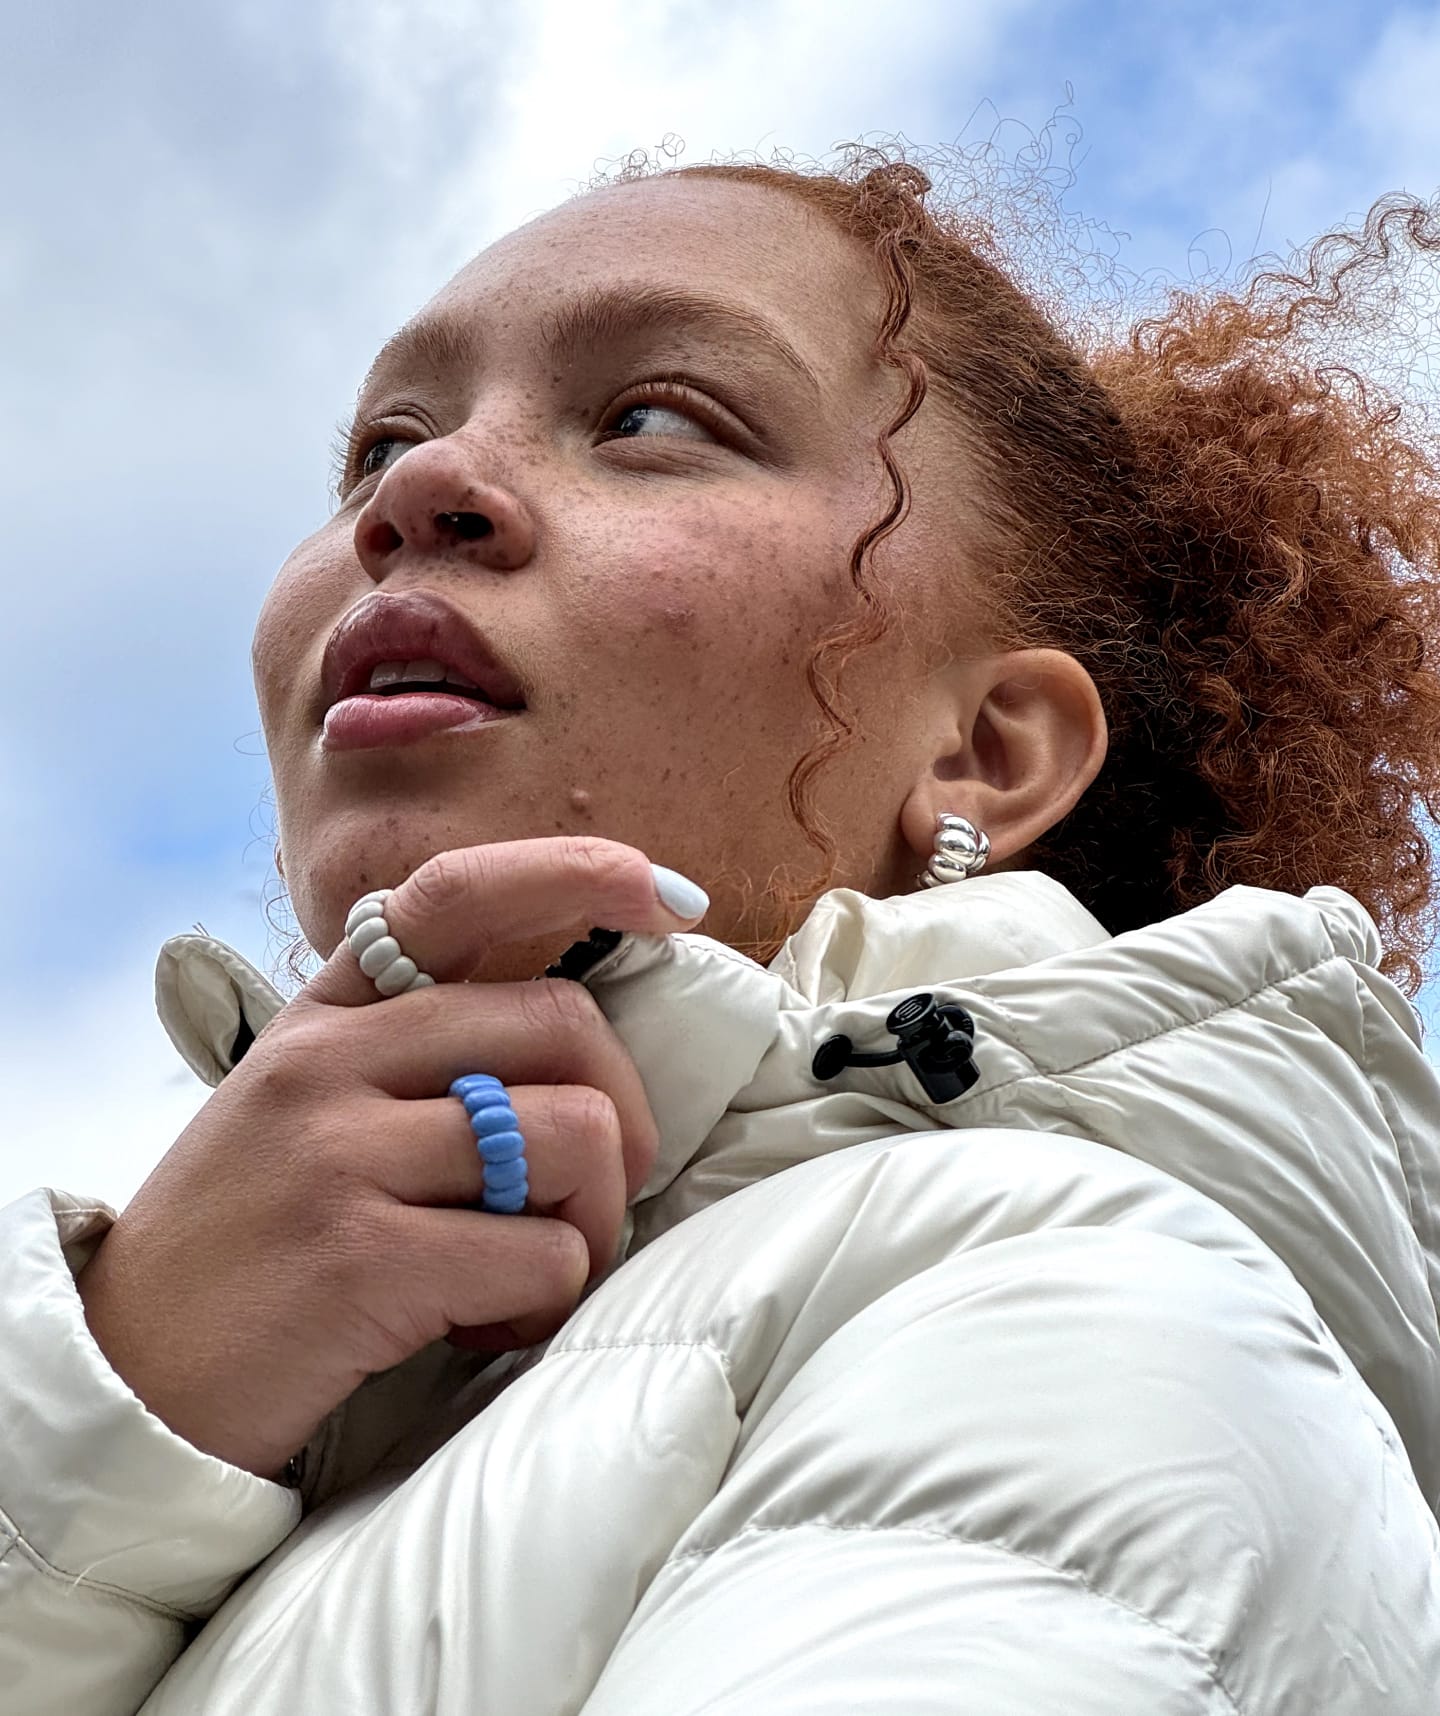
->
[437, 511, 495, 541]
[367, 519, 403, 556]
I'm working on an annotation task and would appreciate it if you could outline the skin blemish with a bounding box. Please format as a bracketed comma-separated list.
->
[569, 787, 593, 815]
[659, 602, 698, 633]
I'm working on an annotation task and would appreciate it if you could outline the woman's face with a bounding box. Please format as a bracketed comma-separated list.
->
[255, 174, 970, 975]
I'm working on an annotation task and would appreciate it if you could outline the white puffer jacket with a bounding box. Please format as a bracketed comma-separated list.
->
[3, 873, 1439, 1714]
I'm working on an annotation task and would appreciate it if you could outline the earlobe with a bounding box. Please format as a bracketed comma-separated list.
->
[899, 648, 1107, 874]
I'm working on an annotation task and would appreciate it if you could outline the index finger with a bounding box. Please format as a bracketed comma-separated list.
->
[302, 836, 709, 1008]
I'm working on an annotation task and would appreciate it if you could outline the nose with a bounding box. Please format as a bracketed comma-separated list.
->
[353, 438, 536, 579]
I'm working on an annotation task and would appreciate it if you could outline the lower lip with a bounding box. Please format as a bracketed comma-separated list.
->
[322, 692, 519, 752]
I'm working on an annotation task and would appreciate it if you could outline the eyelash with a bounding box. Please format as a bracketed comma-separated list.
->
[334, 377, 737, 500]
[598, 379, 730, 441]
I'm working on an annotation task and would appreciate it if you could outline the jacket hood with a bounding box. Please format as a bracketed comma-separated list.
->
[157, 871, 1440, 1512]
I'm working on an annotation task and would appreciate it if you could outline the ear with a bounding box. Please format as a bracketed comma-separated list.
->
[899, 648, 1107, 873]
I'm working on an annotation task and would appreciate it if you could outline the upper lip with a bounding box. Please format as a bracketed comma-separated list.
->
[320, 590, 527, 712]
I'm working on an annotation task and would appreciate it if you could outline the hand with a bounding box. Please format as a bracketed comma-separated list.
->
[76, 837, 706, 1480]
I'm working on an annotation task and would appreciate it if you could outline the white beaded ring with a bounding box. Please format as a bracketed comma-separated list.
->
[343, 890, 436, 997]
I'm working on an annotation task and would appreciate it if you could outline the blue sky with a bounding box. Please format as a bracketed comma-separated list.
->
[4, 0, 1438, 1207]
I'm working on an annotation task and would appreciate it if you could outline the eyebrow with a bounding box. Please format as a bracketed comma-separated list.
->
[362, 316, 480, 396]
[363, 283, 824, 400]
[544, 285, 823, 397]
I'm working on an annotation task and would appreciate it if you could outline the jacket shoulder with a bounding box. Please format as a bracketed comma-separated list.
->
[562, 1132, 1440, 1714]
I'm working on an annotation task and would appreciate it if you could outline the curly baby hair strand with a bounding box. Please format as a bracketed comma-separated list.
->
[776, 163, 932, 880]
[665, 149, 1440, 993]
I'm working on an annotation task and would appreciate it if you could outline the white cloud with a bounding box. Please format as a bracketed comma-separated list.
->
[1217, 7, 1440, 256]
[321, 0, 1034, 282]
[1348, 8, 1440, 189]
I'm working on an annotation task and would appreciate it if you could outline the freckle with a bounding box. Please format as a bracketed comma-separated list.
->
[569, 787, 592, 816]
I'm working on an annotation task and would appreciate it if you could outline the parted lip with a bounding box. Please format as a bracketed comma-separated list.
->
[319, 590, 527, 713]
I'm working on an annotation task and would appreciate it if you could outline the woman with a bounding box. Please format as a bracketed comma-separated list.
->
[4, 152, 1439, 1713]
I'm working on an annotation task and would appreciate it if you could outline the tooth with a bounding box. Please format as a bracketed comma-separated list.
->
[404, 658, 446, 682]
[368, 662, 408, 688]
[443, 666, 481, 690]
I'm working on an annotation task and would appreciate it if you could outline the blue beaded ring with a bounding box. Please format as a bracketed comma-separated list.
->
[450, 1074, 528, 1214]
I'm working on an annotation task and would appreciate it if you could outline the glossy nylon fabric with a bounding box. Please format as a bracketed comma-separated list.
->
[2, 873, 1438, 1714]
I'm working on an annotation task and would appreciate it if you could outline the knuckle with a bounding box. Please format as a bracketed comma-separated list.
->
[406, 845, 496, 921]
[560, 833, 616, 875]
[570, 1086, 622, 1153]
[528, 976, 604, 1040]
[245, 1014, 335, 1097]
[529, 1220, 590, 1296]
[559, 835, 649, 905]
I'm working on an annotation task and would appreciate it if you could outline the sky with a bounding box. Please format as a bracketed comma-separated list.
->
[3, 0, 1439, 1208]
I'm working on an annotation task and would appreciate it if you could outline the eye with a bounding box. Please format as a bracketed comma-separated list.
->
[604, 400, 712, 441]
[359, 436, 415, 478]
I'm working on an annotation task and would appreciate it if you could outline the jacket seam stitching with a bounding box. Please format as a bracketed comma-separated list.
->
[0, 1509, 197, 1622]
[53, 1201, 114, 1226]
[548, 1335, 732, 1377]
[1359, 977, 1423, 1239]
[683, 941, 768, 976]
[1354, 978, 1440, 1355]
[973, 949, 1344, 1097]
[665, 1521, 1247, 1716]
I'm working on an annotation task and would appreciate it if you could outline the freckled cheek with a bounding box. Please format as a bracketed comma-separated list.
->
[573, 502, 843, 701]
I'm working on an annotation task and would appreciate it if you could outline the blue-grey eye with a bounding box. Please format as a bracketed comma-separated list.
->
[610, 403, 709, 439]
[360, 437, 413, 477]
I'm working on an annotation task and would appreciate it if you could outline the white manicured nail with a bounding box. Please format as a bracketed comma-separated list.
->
[650, 864, 710, 920]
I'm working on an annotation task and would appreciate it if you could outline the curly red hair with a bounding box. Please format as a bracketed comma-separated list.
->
[662, 152, 1440, 992]
[270, 147, 1440, 994]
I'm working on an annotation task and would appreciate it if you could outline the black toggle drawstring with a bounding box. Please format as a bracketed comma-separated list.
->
[542, 927, 624, 982]
[812, 992, 980, 1103]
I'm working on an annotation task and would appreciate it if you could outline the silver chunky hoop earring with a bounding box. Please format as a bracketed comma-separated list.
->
[918, 813, 991, 888]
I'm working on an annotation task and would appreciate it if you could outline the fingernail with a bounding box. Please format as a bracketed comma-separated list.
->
[650, 863, 710, 920]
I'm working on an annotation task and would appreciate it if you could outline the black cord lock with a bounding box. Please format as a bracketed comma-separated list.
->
[812, 991, 980, 1103]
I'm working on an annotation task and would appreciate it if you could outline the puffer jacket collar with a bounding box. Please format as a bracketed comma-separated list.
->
[156, 871, 1440, 1510]
[155, 873, 1110, 1206]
